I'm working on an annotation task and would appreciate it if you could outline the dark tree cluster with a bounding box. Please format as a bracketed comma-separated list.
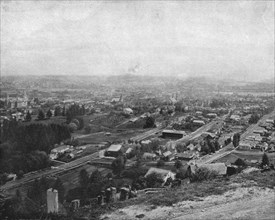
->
[233, 133, 241, 148]
[27, 177, 65, 205]
[0, 119, 71, 175]
[200, 139, 220, 155]
[143, 116, 156, 129]
[65, 104, 85, 123]
[67, 169, 107, 203]
[249, 113, 260, 124]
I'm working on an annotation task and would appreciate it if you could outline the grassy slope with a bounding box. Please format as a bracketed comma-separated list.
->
[74, 170, 275, 219]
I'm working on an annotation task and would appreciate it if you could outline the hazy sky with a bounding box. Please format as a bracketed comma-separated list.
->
[1, 1, 274, 81]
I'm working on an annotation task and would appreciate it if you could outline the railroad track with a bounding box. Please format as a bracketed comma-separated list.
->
[1, 152, 99, 192]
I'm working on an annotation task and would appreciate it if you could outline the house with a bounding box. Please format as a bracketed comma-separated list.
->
[266, 119, 274, 124]
[144, 167, 176, 186]
[123, 108, 133, 115]
[237, 142, 253, 150]
[105, 144, 123, 158]
[142, 152, 157, 160]
[162, 130, 186, 139]
[195, 111, 203, 116]
[188, 163, 227, 176]
[162, 151, 174, 161]
[50, 145, 72, 160]
[129, 117, 139, 122]
[176, 152, 195, 161]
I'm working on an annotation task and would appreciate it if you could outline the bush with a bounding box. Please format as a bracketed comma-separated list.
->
[157, 159, 165, 167]
[145, 172, 164, 188]
[84, 125, 92, 134]
[190, 167, 218, 182]
[68, 123, 78, 132]
[234, 158, 246, 167]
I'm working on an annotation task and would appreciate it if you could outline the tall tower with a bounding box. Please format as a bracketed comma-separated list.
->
[47, 188, 59, 213]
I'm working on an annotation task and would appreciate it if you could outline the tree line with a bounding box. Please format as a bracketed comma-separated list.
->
[0, 119, 71, 176]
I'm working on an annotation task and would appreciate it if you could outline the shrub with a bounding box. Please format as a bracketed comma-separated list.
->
[234, 158, 246, 167]
[174, 160, 183, 169]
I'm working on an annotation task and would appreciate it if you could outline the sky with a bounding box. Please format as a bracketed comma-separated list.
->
[1, 1, 274, 81]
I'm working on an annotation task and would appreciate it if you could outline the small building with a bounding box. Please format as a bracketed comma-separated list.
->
[129, 117, 139, 122]
[162, 151, 173, 161]
[49, 145, 72, 160]
[162, 130, 186, 139]
[266, 119, 274, 124]
[105, 144, 123, 158]
[206, 113, 217, 118]
[47, 188, 59, 214]
[176, 152, 195, 161]
[195, 111, 203, 116]
[192, 120, 205, 126]
[144, 167, 176, 186]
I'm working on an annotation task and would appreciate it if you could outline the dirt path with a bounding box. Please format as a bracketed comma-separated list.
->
[100, 186, 275, 220]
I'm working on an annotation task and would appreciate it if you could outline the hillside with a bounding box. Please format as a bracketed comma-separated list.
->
[98, 170, 275, 220]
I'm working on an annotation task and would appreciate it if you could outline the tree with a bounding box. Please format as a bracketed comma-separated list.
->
[53, 178, 65, 203]
[26, 111, 32, 121]
[71, 118, 80, 130]
[46, 109, 52, 118]
[68, 122, 78, 132]
[261, 153, 269, 167]
[234, 158, 246, 167]
[62, 106, 66, 116]
[249, 114, 260, 124]
[37, 109, 45, 120]
[233, 133, 240, 148]
[174, 160, 183, 169]
[143, 116, 155, 129]
[156, 159, 165, 167]
[111, 156, 125, 175]
[79, 169, 89, 188]
[54, 106, 61, 116]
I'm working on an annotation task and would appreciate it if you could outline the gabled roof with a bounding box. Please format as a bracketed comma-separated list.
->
[145, 167, 175, 178]
[107, 144, 122, 152]
[163, 151, 172, 157]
